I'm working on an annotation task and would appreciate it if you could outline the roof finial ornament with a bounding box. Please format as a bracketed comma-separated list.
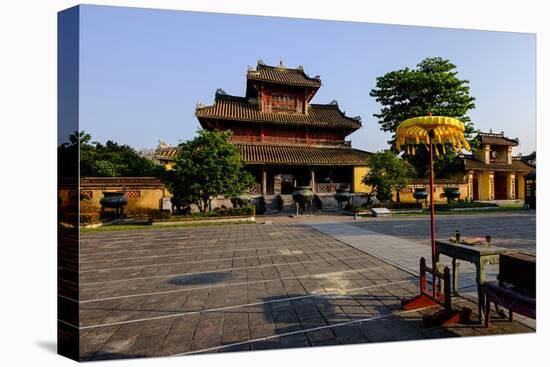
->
[279, 57, 284, 67]
[257, 59, 265, 66]
[157, 140, 170, 149]
[329, 99, 339, 106]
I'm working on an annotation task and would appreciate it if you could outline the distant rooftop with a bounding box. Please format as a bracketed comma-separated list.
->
[477, 131, 519, 146]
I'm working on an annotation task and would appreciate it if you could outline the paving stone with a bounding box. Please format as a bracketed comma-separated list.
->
[78, 216, 534, 359]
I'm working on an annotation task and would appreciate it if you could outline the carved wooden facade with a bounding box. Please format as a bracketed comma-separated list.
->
[157, 61, 372, 195]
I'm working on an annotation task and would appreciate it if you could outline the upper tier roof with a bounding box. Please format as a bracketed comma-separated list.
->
[196, 94, 362, 129]
[247, 62, 322, 88]
[478, 132, 519, 146]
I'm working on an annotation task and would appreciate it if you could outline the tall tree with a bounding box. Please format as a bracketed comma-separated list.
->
[163, 129, 254, 212]
[63, 131, 163, 177]
[362, 151, 416, 203]
[370, 57, 477, 177]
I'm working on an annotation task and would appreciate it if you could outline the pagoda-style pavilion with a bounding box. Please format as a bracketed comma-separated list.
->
[459, 131, 535, 201]
[156, 60, 371, 197]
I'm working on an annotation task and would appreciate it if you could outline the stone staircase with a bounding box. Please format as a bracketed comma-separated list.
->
[262, 195, 296, 213]
[279, 195, 295, 213]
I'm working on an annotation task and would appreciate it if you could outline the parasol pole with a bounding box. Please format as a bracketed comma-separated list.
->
[428, 131, 437, 299]
[400, 114, 471, 325]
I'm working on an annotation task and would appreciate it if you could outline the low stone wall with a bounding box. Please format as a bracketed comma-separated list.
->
[74, 177, 168, 215]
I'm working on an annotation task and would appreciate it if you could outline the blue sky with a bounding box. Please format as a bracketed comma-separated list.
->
[78, 5, 536, 155]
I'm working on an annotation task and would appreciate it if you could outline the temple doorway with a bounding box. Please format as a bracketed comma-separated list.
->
[273, 174, 294, 195]
[494, 172, 508, 200]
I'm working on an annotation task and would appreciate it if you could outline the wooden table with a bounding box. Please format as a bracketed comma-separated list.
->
[435, 239, 511, 323]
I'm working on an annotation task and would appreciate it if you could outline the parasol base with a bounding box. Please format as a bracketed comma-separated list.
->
[422, 307, 472, 327]
[401, 293, 441, 311]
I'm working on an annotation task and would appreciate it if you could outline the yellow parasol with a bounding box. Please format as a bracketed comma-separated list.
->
[396, 114, 470, 300]
[396, 115, 471, 157]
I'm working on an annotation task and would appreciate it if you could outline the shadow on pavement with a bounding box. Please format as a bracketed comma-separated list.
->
[168, 271, 230, 286]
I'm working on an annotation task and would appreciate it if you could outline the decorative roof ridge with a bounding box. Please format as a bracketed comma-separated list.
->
[477, 132, 519, 143]
[254, 62, 306, 73]
[309, 103, 362, 124]
[214, 92, 248, 102]
[247, 60, 322, 85]
[309, 103, 340, 108]
[478, 131, 505, 137]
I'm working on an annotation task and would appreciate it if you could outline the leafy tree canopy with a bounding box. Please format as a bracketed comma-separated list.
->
[163, 129, 255, 212]
[362, 151, 416, 203]
[60, 131, 162, 177]
[370, 57, 477, 178]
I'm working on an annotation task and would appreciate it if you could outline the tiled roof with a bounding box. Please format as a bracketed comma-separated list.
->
[156, 144, 371, 166]
[478, 133, 519, 146]
[237, 144, 370, 165]
[462, 157, 535, 172]
[247, 63, 321, 88]
[196, 94, 361, 129]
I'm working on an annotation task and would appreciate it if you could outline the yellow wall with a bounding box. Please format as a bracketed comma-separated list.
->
[80, 188, 166, 214]
[353, 166, 371, 193]
[74, 177, 168, 215]
[393, 183, 469, 204]
[479, 171, 494, 200]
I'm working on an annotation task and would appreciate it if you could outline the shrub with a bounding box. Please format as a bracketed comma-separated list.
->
[349, 204, 372, 212]
[151, 210, 172, 220]
[434, 202, 498, 210]
[80, 213, 100, 225]
[152, 205, 255, 222]
[383, 202, 423, 210]
[214, 206, 255, 216]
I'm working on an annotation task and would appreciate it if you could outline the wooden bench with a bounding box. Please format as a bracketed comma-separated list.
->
[483, 281, 536, 327]
[483, 252, 536, 327]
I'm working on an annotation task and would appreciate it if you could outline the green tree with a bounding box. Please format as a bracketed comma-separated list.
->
[362, 151, 416, 203]
[75, 133, 163, 177]
[164, 129, 254, 212]
[370, 57, 477, 177]
[60, 131, 163, 177]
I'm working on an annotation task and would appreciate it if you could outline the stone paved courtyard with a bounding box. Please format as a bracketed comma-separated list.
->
[75, 212, 535, 360]
[350, 211, 536, 253]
